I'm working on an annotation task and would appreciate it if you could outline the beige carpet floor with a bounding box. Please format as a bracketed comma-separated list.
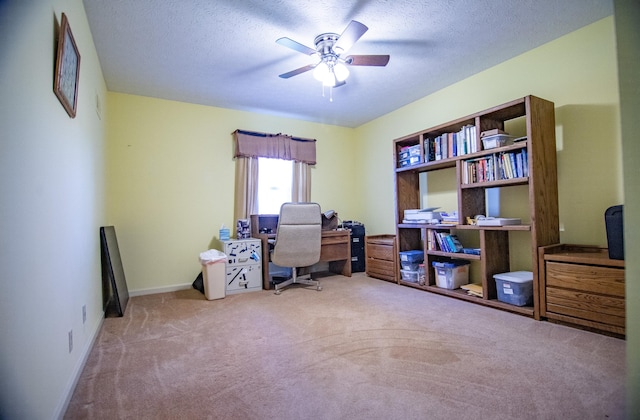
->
[65, 273, 626, 419]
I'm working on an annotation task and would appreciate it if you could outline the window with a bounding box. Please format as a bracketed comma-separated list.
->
[232, 130, 315, 222]
[257, 157, 293, 214]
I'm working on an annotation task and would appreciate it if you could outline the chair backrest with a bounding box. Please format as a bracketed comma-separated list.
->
[271, 202, 322, 268]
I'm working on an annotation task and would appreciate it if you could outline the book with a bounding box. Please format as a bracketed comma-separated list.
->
[448, 234, 464, 252]
[434, 231, 446, 251]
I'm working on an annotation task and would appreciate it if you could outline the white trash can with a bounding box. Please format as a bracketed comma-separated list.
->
[199, 249, 227, 300]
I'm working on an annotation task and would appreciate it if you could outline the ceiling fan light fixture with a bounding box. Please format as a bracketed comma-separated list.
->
[322, 71, 337, 87]
[313, 61, 329, 82]
[334, 62, 349, 82]
[277, 21, 388, 97]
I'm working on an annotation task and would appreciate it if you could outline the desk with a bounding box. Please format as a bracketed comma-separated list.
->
[254, 228, 352, 290]
[318, 229, 352, 276]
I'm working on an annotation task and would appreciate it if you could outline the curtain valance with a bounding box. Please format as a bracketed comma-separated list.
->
[233, 129, 316, 165]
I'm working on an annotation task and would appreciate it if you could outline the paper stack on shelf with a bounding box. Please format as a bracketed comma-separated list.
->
[476, 217, 521, 226]
[461, 283, 483, 297]
[403, 208, 441, 224]
[439, 211, 458, 225]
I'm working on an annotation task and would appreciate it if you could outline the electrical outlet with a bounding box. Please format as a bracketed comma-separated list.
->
[68, 330, 73, 353]
[82, 305, 87, 324]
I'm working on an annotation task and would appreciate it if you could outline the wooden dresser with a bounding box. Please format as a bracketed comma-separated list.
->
[365, 235, 398, 283]
[539, 244, 625, 336]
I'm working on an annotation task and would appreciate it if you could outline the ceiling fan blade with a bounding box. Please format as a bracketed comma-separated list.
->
[278, 64, 316, 79]
[333, 80, 346, 88]
[276, 37, 317, 56]
[334, 20, 368, 53]
[345, 55, 390, 66]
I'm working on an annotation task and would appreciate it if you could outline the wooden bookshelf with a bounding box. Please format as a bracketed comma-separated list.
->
[392, 96, 559, 319]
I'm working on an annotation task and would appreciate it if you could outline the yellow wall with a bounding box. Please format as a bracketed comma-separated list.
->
[355, 17, 622, 250]
[108, 17, 621, 293]
[106, 94, 356, 292]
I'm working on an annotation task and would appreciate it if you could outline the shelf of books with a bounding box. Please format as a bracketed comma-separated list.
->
[392, 95, 559, 320]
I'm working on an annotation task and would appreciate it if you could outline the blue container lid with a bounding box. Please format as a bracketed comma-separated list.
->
[432, 260, 470, 268]
[493, 271, 533, 283]
[399, 250, 424, 261]
[400, 250, 423, 256]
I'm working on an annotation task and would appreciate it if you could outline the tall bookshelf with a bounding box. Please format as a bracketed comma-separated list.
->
[393, 95, 559, 319]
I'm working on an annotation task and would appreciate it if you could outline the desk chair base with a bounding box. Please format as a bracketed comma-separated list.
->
[274, 269, 322, 295]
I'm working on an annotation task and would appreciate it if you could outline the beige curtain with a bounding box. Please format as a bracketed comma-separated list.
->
[233, 156, 259, 221]
[233, 130, 315, 215]
[233, 130, 316, 164]
[292, 161, 311, 202]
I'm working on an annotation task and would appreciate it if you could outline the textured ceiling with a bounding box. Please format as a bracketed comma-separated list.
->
[83, 0, 613, 128]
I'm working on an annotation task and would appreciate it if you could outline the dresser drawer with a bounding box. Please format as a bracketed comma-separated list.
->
[546, 261, 625, 297]
[546, 287, 625, 327]
[539, 245, 626, 336]
[365, 235, 397, 283]
[366, 238, 395, 261]
[366, 258, 396, 281]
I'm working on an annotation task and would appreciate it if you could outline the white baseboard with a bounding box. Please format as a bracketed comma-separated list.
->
[129, 283, 192, 297]
[55, 314, 104, 420]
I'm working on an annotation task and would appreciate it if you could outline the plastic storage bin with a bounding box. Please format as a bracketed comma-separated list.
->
[399, 250, 424, 263]
[432, 260, 469, 289]
[494, 271, 533, 306]
[401, 262, 420, 271]
[400, 269, 420, 283]
[481, 134, 514, 149]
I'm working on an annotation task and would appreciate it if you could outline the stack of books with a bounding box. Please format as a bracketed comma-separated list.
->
[425, 124, 477, 162]
[427, 230, 464, 253]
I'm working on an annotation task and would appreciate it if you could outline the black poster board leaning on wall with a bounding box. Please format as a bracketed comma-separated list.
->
[100, 226, 129, 317]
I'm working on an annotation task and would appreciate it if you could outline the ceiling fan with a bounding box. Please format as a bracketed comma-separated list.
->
[276, 20, 390, 90]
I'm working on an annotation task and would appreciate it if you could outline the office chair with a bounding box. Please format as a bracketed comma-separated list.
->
[271, 202, 323, 295]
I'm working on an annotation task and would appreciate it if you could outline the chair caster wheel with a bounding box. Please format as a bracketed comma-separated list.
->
[317, 286, 322, 291]
[275, 289, 281, 295]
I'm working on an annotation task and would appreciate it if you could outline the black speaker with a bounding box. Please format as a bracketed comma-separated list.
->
[605, 205, 624, 260]
[342, 221, 365, 272]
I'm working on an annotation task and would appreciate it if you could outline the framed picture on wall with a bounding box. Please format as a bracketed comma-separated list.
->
[53, 13, 81, 118]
